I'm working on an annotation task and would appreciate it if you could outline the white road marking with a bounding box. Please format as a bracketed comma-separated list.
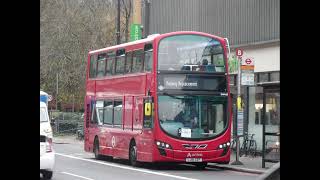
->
[61, 171, 95, 180]
[56, 153, 199, 180]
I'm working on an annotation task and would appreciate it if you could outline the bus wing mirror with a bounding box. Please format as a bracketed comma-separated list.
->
[144, 102, 152, 116]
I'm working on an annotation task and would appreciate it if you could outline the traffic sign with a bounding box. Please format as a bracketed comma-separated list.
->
[241, 73, 255, 86]
[241, 65, 254, 70]
[242, 57, 254, 66]
[237, 110, 244, 136]
[236, 48, 243, 57]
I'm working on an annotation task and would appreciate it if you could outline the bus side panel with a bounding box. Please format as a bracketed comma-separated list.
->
[110, 128, 127, 158]
[124, 96, 133, 130]
[84, 80, 96, 152]
[84, 96, 91, 152]
[98, 126, 113, 156]
[133, 97, 143, 130]
[136, 129, 154, 162]
[95, 76, 146, 97]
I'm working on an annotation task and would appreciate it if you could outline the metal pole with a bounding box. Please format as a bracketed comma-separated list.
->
[72, 94, 75, 112]
[56, 73, 58, 111]
[144, 0, 150, 37]
[231, 56, 243, 165]
[262, 88, 266, 168]
[116, 0, 121, 45]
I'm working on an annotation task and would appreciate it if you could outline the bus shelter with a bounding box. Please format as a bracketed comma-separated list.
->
[257, 81, 280, 168]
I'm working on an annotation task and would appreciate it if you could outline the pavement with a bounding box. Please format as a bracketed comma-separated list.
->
[53, 135, 278, 175]
[208, 151, 273, 174]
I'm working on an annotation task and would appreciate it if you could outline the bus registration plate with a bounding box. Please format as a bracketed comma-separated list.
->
[186, 158, 202, 162]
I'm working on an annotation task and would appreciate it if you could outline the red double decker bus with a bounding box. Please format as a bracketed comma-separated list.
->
[84, 31, 232, 168]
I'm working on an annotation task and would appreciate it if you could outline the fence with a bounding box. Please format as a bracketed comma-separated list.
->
[49, 111, 84, 135]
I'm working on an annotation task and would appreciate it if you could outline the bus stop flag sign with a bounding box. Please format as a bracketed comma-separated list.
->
[237, 110, 244, 136]
[236, 48, 243, 57]
[241, 57, 255, 86]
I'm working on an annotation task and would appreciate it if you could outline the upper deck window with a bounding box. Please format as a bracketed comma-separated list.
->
[158, 35, 225, 72]
[132, 50, 144, 73]
[89, 55, 97, 78]
[115, 49, 125, 75]
[144, 44, 153, 72]
[97, 53, 106, 78]
[125, 52, 133, 74]
[106, 52, 115, 76]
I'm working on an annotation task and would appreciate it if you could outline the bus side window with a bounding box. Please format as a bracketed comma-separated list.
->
[132, 50, 143, 73]
[97, 53, 106, 77]
[91, 103, 98, 124]
[125, 52, 133, 74]
[115, 49, 125, 75]
[89, 55, 97, 78]
[103, 100, 113, 125]
[113, 100, 123, 127]
[106, 52, 115, 76]
[144, 44, 153, 72]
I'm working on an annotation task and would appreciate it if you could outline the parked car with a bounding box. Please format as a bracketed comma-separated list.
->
[40, 102, 55, 179]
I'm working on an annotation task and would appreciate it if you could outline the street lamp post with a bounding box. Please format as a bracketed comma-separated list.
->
[116, 0, 120, 45]
[56, 73, 58, 111]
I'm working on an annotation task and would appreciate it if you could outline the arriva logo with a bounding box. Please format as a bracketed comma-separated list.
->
[186, 153, 203, 157]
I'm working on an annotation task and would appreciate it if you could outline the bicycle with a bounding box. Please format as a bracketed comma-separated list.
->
[230, 135, 238, 151]
[239, 133, 257, 158]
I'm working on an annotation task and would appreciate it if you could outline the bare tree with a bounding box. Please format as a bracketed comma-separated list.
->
[121, 0, 132, 42]
[40, 0, 119, 111]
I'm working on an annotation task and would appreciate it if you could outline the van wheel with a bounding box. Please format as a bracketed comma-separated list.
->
[93, 139, 102, 160]
[42, 170, 53, 179]
[129, 142, 141, 167]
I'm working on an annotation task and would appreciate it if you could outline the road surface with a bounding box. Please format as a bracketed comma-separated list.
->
[43, 137, 259, 180]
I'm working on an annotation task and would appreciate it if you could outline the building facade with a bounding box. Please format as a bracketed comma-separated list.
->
[140, 0, 280, 151]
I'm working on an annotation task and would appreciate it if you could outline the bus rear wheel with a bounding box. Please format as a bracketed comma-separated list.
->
[93, 139, 102, 160]
[129, 143, 141, 167]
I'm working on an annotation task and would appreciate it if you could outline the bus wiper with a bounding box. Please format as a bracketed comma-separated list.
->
[163, 92, 183, 99]
[163, 92, 197, 99]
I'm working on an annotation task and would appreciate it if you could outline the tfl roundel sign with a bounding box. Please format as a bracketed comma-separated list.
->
[242, 58, 254, 66]
[245, 58, 252, 65]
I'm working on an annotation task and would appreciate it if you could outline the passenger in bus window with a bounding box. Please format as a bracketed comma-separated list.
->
[202, 59, 208, 65]
[201, 59, 208, 71]
[190, 110, 199, 128]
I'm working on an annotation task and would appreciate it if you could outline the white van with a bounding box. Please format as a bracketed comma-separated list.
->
[40, 102, 54, 179]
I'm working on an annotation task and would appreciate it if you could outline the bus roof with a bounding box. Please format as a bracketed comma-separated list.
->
[89, 34, 160, 55]
[88, 31, 226, 55]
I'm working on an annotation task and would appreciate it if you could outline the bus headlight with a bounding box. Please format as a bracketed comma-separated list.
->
[155, 140, 172, 149]
[218, 142, 230, 149]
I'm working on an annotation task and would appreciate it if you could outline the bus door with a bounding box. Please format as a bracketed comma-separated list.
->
[84, 96, 92, 151]
[138, 96, 154, 162]
[88, 100, 103, 151]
